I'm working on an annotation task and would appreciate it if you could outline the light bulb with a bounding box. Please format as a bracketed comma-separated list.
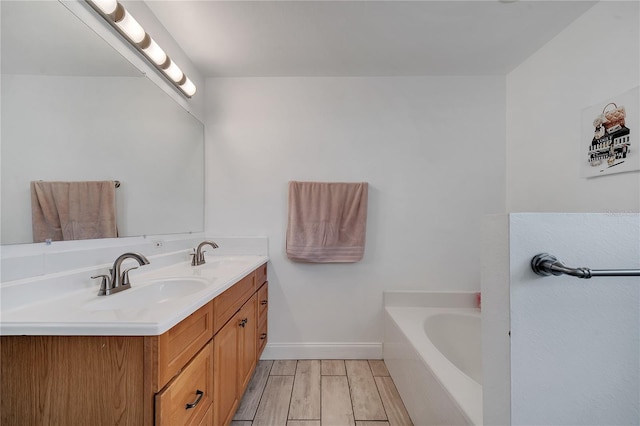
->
[91, 0, 117, 15]
[180, 77, 197, 97]
[115, 8, 145, 44]
[142, 37, 167, 66]
[163, 59, 184, 83]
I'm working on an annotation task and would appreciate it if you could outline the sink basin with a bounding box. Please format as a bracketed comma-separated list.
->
[83, 277, 209, 311]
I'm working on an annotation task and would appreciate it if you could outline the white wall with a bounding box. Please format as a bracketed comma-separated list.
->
[204, 76, 505, 357]
[506, 1, 640, 213]
[512, 214, 639, 425]
[482, 213, 640, 425]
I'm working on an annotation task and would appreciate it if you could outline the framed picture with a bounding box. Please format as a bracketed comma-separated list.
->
[580, 86, 639, 178]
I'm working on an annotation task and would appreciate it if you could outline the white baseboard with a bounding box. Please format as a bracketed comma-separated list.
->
[260, 342, 383, 360]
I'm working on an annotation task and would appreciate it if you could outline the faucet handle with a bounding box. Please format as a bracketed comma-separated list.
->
[121, 267, 138, 287]
[190, 249, 197, 266]
[91, 274, 112, 296]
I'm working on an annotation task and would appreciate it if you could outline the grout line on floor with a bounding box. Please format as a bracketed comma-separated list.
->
[248, 360, 274, 424]
[242, 360, 408, 426]
[285, 361, 296, 424]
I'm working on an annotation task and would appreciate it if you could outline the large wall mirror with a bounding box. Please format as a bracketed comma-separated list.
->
[1, 0, 205, 245]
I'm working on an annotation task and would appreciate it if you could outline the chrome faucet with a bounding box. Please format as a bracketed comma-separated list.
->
[91, 252, 150, 296]
[191, 241, 219, 266]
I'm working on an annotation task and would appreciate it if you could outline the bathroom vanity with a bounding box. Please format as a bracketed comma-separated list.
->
[0, 257, 268, 426]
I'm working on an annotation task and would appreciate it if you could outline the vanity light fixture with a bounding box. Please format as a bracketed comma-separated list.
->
[163, 59, 184, 83]
[90, 0, 117, 15]
[86, 0, 196, 98]
[114, 6, 145, 44]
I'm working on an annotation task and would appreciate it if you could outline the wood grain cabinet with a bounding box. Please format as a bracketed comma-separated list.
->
[257, 281, 268, 358]
[0, 262, 268, 426]
[151, 300, 216, 392]
[213, 269, 261, 426]
[212, 298, 256, 426]
[237, 293, 257, 393]
[213, 311, 240, 426]
[156, 340, 214, 426]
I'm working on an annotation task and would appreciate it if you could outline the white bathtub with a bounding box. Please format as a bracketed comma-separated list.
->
[384, 306, 482, 426]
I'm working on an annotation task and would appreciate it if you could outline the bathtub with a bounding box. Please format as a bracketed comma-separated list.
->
[384, 305, 482, 426]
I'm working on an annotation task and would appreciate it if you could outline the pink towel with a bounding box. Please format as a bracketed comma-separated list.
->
[30, 181, 118, 243]
[286, 181, 368, 263]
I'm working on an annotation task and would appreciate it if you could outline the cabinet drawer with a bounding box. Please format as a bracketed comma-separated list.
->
[151, 301, 215, 391]
[256, 263, 267, 287]
[257, 317, 268, 358]
[197, 404, 213, 426]
[257, 282, 268, 325]
[156, 340, 214, 426]
[214, 272, 255, 333]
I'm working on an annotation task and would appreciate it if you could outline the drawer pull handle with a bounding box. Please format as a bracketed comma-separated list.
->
[260, 333, 267, 340]
[185, 389, 204, 410]
[239, 318, 248, 328]
[260, 300, 268, 305]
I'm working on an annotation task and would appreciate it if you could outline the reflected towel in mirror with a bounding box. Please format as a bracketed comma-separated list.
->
[30, 181, 118, 243]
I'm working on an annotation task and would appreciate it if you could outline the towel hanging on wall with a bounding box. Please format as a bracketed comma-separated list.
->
[30, 181, 118, 243]
[286, 181, 368, 263]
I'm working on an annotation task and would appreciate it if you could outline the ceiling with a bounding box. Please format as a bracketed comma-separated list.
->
[1, 1, 140, 76]
[146, 0, 597, 77]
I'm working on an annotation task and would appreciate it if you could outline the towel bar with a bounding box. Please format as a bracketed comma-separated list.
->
[531, 253, 640, 279]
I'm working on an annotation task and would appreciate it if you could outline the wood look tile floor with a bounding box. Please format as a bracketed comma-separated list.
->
[231, 360, 413, 426]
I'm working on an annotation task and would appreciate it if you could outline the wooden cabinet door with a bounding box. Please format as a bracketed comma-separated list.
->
[213, 314, 239, 426]
[237, 293, 257, 393]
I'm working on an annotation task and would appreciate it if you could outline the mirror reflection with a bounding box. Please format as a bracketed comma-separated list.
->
[1, 1, 205, 245]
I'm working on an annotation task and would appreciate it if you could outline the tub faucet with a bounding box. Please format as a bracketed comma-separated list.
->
[91, 252, 150, 296]
[192, 241, 219, 266]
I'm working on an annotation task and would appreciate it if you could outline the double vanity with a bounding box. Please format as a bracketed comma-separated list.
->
[0, 245, 269, 426]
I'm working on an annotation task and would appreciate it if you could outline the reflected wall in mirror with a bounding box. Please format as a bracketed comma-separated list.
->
[1, 1, 205, 245]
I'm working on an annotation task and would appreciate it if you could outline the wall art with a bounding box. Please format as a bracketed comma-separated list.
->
[581, 86, 638, 178]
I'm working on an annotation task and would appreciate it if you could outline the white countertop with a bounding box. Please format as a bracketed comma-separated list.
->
[0, 255, 268, 336]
